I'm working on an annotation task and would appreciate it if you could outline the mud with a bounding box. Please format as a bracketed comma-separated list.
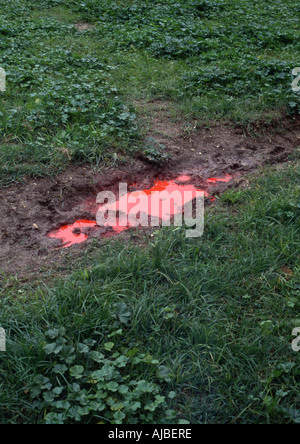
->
[48, 174, 235, 248]
[0, 110, 299, 275]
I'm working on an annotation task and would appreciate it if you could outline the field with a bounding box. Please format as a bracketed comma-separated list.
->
[0, 0, 299, 424]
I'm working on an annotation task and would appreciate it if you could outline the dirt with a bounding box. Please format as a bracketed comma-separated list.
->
[74, 22, 94, 32]
[0, 103, 299, 276]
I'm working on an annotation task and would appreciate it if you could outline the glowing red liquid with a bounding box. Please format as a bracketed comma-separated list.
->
[109, 178, 208, 222]
[48, 220, 97, 247]
[48, 174, 234, 248]
[207, 174, 233, 183]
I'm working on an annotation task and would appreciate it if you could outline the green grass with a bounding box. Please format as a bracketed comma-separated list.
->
[0, 164, 299, 424]
[0, 0, 299, 185]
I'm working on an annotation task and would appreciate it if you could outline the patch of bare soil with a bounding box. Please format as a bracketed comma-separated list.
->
[74, 22, 94, 32]
[0, 104, 299, 276]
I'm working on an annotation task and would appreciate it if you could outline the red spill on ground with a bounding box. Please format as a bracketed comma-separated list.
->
[48, 220, 97, 248]
[206, 174, 233, 183]
[48, 174, 234, 248]
[119, 177, 208, 215]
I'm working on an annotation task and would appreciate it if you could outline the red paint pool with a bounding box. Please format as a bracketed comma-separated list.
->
[207, 174, 233, 183]
[115, 178, 208, 219]
[48, 220, 97, 248]
[96, 178, 207, 237]
[48, 173, 234, 248]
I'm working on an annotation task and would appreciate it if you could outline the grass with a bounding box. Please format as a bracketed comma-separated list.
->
[0, 0, 299, 185]
[0, 164, 299, 424]
[0, 0, 299, 424]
